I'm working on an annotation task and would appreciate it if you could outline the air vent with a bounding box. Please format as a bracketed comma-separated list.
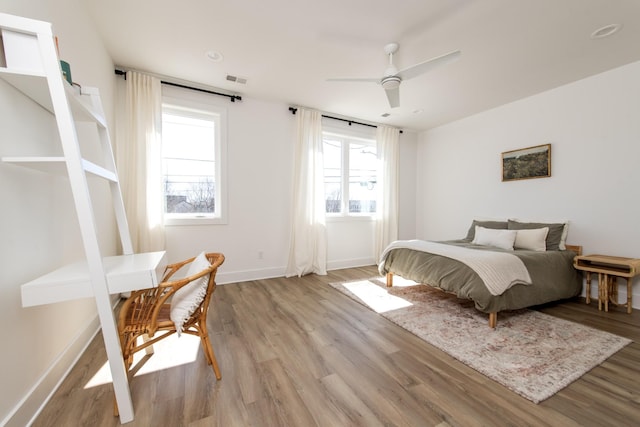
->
[226, 74, 247, 84]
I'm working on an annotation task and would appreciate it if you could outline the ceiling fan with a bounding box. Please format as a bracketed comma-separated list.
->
[328, 43, 461, 108]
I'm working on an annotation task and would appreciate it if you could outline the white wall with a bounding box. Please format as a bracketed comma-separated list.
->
[161, 88, 295, 281]
[159, 86, 419, 282]
[417, 60, 640, 306]
[0, 1, 116, 426]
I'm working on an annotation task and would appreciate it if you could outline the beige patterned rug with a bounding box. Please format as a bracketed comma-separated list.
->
[329, 277, 631, 403]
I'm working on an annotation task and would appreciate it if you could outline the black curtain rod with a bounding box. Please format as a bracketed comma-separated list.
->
[114, 69, 242, 102]
[288, 107, 402, 133]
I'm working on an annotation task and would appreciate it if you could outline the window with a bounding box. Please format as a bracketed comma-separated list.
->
[161, 95, 227, 225]
[323, 131, 377, 216]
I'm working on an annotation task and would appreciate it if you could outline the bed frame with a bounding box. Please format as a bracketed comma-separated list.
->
[385, 244, 582, 328]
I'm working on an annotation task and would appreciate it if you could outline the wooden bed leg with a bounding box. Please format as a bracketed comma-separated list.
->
[386, 272, 393, 287]
[489, 312, 497, 329]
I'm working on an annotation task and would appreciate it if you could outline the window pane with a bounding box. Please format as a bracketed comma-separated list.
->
[322, 132, 377, 216]
[348, 143, 377, 214]
[162, 111, 217, 215]
[323, 138, 342, 213]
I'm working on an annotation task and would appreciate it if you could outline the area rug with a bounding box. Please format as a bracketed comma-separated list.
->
[329, 277, 632, 403]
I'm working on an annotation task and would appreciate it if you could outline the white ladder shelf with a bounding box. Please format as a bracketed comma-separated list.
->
[0, 13, 165, 423]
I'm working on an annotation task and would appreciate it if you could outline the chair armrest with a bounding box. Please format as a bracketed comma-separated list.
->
[119, 256, 222, 336]
[161, 257, 196, 282]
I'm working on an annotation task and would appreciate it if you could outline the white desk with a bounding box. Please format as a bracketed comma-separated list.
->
[21, 252, 167, 306]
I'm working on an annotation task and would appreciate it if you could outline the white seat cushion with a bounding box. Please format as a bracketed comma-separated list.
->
[170, 252, 211, 334]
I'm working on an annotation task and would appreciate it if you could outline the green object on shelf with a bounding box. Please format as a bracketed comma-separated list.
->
[60, 60, 72, 84]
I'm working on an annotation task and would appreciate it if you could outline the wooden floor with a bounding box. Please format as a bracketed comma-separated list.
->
[34, 266, 640, 427]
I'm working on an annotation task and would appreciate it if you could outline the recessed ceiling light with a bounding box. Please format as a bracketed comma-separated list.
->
[591, 24, 622, 39]
[205, 50, 224, 62]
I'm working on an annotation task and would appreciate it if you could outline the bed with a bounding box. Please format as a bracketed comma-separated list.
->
[378, 219, 583, 328]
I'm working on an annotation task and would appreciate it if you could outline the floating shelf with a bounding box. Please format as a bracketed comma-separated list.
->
[0, 67, 107, 127]
[1, 156, 118, 180]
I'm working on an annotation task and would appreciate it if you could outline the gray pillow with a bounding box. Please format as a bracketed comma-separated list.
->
[507, 220, 565, 251]
[465, 220, 508, 241]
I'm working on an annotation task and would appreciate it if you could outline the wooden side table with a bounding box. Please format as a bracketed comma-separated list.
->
[574, 254, 640, 313]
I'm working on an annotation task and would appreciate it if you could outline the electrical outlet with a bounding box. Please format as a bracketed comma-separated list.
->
[258, 251, 264, 260]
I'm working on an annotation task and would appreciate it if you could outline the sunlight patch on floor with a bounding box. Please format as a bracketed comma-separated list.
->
[343, 279, 413, 313]
[387, 276, 420, 287]
[84, 334, 200, 389]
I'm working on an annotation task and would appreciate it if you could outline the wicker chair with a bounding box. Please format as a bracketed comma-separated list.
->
[115, 252, 224, 414]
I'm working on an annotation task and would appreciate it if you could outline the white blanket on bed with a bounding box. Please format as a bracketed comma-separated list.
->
[378, 240, 532, 296]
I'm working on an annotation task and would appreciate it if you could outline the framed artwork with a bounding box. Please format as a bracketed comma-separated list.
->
[502, 144, 551, 182]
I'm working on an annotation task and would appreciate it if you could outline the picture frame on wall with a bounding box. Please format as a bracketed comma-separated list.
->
[502, 144, 551, 182]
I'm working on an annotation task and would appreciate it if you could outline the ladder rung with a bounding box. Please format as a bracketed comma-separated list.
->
[82, 159, 117, 181]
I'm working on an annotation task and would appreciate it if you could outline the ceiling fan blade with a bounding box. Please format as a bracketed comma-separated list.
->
[397, 50, 461, 81]
[326, 77, 379, 83]
[385, 86, 400, 108]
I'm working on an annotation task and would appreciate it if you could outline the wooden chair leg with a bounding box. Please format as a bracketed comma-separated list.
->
[142, 333, 155, 355]
[200, 333, 221, 380]
[208, 344, 222, 381]
[200, 335, 212, 365]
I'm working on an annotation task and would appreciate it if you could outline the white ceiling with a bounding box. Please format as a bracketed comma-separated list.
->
[85, 0, 640, 132]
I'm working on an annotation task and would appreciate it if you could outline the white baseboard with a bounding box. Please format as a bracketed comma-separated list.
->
[217, 259, 376, 285]
[327, 257, 376, 271]
[217, 266, 286, 284]
[3, 315, 100, 427]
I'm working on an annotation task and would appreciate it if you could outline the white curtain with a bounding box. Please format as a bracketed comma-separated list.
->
[115, 71, 165, 252]
[374, 125, 400, 260]
[285, 108, 327, 277]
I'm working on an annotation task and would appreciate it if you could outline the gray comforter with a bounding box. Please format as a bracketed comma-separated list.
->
[379, 240, 582, 313]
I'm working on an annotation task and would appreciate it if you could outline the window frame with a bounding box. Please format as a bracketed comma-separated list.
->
[161, 92, 228, 226]
[322, 123, 377, 221]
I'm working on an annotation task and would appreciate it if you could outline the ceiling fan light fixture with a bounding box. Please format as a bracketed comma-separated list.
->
[591, 23, 622, 39]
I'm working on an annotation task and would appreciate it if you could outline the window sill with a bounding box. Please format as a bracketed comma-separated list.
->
[325, 214, 376, 223]
[164, 216, 227, 226]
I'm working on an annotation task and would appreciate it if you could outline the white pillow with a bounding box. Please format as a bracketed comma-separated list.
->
[509, 218, 569, 250]
[472, 226, 517, 250]
[170, 252, 211, 335]
[514, 227, 549, 251]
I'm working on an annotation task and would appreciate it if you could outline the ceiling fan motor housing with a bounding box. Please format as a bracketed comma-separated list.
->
[381, 75, 401, 90]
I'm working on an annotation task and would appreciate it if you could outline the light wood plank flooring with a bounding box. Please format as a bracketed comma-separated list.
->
[33, 266, 640, 426]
